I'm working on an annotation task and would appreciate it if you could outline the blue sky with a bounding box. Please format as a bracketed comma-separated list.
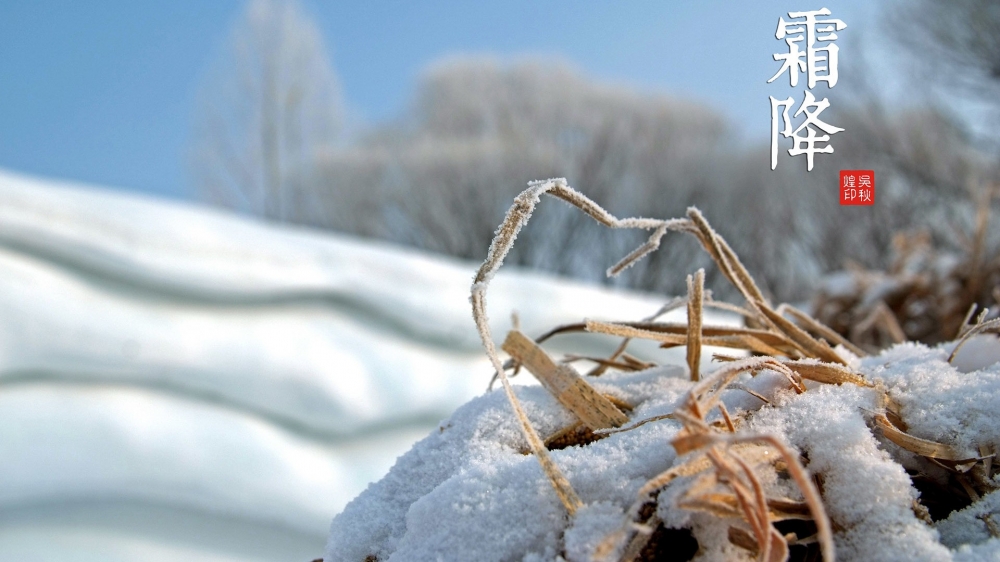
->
[0, 1, 881, 200]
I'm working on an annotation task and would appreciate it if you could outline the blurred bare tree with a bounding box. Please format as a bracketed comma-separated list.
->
[191, 0, 341, 222]
[317, 58, 732, 293]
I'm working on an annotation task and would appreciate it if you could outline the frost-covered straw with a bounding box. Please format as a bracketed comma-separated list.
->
[472, 180, 840, 558]
[471, 178, 683, 515]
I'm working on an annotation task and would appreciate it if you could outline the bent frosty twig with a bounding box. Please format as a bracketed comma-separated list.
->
[470, 178, 682, 515]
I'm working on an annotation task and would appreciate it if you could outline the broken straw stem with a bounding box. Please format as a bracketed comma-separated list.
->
[502, 330, 628, 430]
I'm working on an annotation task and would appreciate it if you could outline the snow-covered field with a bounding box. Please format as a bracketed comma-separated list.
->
[0, 169, 698, 561]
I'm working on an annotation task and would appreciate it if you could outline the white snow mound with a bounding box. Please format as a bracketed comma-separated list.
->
[326, 341, 1000, 561]
[0, 169, 695, 561]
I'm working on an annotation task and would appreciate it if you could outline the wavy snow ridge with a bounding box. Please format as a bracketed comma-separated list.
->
[0, 169, 687, 561]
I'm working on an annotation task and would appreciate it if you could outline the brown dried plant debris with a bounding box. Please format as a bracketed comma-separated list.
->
[469, 179, 995, 562]
[471, 179, 685, 516]
[501, 329, 628, 431]
[597, 375, 834, 562]
[472, 182, 834, 555]
[812, 186, 1000, 351]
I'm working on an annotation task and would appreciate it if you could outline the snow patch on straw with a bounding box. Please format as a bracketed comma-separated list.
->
[748, 383, 950, 561]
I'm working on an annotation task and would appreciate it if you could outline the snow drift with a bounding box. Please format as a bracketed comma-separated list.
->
[0, 169, 687, 561]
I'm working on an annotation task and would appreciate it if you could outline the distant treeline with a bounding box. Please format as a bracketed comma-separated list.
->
[192, 0, 1000, 301]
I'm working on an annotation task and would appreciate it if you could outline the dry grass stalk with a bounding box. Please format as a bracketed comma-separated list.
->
[619, 354, 656, 371]
[728, 526, 761, 553]
[635, 454, 716, 500]
[778, 304, 867, 358]
[497, 272, 692, 383]
[981, 444, 995, 478]
[879, 418, 977, 470]
[874, 413, 971, 464]
[472, 179, 692, 515]
[719, 402, 736, 433]
[668, 335, 789, 358]
[687, 358, 778, 420]
[965, 308, 993, 342]
[725, 435, 832, 561]
[593, 321, 792, 346]
[471, 184, 586, 515]
[502, 330, 628, 430]
[562, 354, 652, 373]
[957, 304, 983, 339]
[595, 413, 675, 436]
[949, 317, 1000, 363]
[685, 206, 848, 367]
[587, 342, 634, 377]
[687, 269, 705, 381]
[705, 299, 760, 320]
[589, 297, 689, 378]
[584, 319, 792, 357]
[731, 383, 772, 405]
[958, 475, 981, 502]
[781, 360, 873, 387]
[471, 318, 582, 513]
[851, 300, 907, 346]
[685, 208, 767, 306]
[756, 304, 847, 366]
[724, 451, 788, 562]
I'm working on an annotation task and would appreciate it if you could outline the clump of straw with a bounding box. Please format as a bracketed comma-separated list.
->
[470, 178, 998, 562]
[812, 184, 1000, 351]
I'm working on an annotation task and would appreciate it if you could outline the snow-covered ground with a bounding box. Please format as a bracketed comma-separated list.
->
[0, 169, 701, 561]
[327, 340, 1000, 562]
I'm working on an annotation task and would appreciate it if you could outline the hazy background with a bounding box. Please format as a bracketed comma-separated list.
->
[0, 0, 874, 199]
[4, 0, 997, 304]
[0, 0, 998, 304]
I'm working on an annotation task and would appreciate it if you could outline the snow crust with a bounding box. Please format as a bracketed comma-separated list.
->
[327, 341, 1000, 561]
